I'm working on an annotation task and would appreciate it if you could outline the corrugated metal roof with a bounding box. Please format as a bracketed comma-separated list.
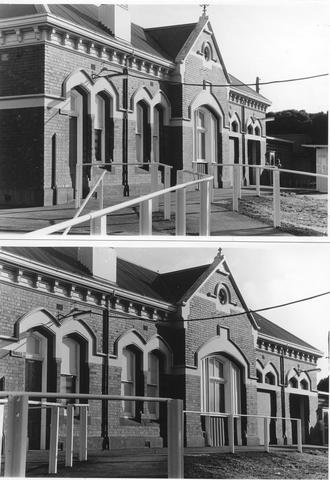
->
[229, 73, 270, 103]
[254, 312, 319, 352]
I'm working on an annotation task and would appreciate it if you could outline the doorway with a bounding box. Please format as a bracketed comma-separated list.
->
[289, 394, 310, 444]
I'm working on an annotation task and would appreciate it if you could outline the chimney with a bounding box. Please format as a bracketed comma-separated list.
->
[256, 76, 260, 94]
[78, 247, 117, 284]
[98, 4, 131, 43]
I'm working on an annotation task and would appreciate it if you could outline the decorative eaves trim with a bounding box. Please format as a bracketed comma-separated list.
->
[257, 332, 323, 357]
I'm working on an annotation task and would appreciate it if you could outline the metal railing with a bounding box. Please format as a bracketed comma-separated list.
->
[26, 175, 213, 237]
[213, 163, 328, 229]
[186, 410, 303, 453]
[0, 391, 184, 478]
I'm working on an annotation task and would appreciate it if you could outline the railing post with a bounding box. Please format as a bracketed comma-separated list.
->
[199, 180, 210, 236]
[139, 199, 152, 235]
[98, 176, 104, 210]
[65, 405, 74, 467]
[79, 406, 88, 461]
[167, 399, 184, 479]
[90, 215, 107, 235]
[176, 188, 186, 235]
[151, 163, 159, 211]
[228, 414, 235, 453]
[264, 417, 270, 452]
[48, 406, 60, 474]
[297, 419, 302, 453]
[232, 165, 239, 212]
[0, 403, 3, 475]
[164, 166, 171, 220]
[75, 163, 82, 208]
[238, 165, 242, 199]
[177, 170, 184, 185]
[273, 167, 281, 227]
[4, 395, 28, 478]
[256, 166, 261, 196]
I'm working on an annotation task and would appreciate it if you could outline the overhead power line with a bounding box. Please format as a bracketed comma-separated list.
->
[100, 69, 328, 89]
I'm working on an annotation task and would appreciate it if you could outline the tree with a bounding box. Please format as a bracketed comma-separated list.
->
[267, 110, 328, 144]
[317, 376, 329, 392]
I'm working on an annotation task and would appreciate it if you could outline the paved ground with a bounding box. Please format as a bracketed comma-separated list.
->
[0, 188, 290, 236]
[13, 445, 327, 478]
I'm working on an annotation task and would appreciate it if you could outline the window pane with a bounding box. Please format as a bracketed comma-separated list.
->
[95, 129, 102, 161]
[60, 375, 76, 394]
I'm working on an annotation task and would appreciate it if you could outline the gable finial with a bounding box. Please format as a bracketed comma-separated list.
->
[200, 4, 209, 17]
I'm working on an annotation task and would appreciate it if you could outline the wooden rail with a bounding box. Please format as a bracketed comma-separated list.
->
[26, 176, 213, 237]
[0, 391, 184, 479]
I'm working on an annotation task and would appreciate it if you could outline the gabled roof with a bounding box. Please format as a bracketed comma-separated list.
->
[254, 312, 321, 353]
[145, 22, 197, 61]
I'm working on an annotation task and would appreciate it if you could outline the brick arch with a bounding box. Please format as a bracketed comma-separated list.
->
[229, 112, 241, 132]
[188, 89, 225, 128]
[57, 317, 98, 363]
[130, 86, 153, 113]
[146, 334, 173, 374]
[14, 307, 59, 338]
[91, 77, 121, 116]
[62, 68, 94, 98]
[195, 327, 250, 381]
[264, 362, 279, 385]
[151, 90, 171, 125]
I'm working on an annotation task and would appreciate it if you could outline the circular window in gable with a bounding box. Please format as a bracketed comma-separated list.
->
[218, 286, 228, 305]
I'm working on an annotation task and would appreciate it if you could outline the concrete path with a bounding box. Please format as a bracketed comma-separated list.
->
[0, 188, 289, 236]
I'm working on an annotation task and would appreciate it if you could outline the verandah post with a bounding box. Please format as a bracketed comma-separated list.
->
[297, 419, 302, 453]
[264, 417, 270, 452]
[75, 163, 82, 208]
[0, 403, 4, 475]
[139, 199, 153, 235]
[90, 215, 107, 235]
[65, 405, 74, 467]
[164, 165, 171, 220]
[228, 414, 235, 453]
[176, 188, 186, 235]
[256, 166, 261, 196]
[167, 399, 184, 478]
[232, 165, 239, 212]
[4, 395, 29, 478]
[48, 406, 60, 474]
[199, 180, 210, 236]
[151, 163, 159, 211]
[273, 167, 281, 227]
[79, 406, 88, 461]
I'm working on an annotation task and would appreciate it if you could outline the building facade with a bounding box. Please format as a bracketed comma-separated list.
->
[0, 247, 322, 449]
[0, 4, 271, 207]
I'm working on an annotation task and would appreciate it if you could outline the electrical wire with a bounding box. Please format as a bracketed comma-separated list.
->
[97, 68, 328, 88]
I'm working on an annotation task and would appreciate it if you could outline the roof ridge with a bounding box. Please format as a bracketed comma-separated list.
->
[145, 22, 197, 32]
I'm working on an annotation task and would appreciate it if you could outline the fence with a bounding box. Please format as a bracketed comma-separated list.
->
[186, 410, 303, 453]
[26, 175, 213, 237]
[0, 391, 184, 478]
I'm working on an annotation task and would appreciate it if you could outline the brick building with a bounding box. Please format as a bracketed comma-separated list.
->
[0, 4, 271, 207]
[0, 247, 322, 449]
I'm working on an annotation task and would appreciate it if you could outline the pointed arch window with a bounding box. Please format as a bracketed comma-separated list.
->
[195, 107, 217, 167]
[60, 337, 80, 399]
[147, 352, 160, 418]
[121, 346, 144, 419]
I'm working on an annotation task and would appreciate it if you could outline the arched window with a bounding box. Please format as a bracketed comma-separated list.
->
[94, 93, 113, 164]
[195, 107, 217, 167]
[147, 351, 161, 418]
[201, 355, 241, 414]
[256, 370, 263, 383]
[204, 45, 211, 62]
[153, 105, 164, 164]
[121, 346, 144, 419]
[136, 101, 150, 166]
[60, 337, 80, 399]
[300, 379, 309, 390]
[255, 126, 261, 136]
[231, 120, 239, 132]
[247, 124, 253, 135]
[289, 377, 298, 388]
[265, 372, 276, 385]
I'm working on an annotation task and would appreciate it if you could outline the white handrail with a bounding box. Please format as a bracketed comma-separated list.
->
[64, 170, 106, 235]
[26, 176, 213, 236]
[214, 163, 328, 178]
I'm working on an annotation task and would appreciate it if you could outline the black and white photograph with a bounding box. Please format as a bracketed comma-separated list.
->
[0, 242, 329, 477]
[0, 1, 327, 236]
[0, 0, 329, 479]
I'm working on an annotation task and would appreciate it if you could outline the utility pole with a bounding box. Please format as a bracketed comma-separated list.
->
[280, 346, 287, 444]
[102, 298, 110, 449]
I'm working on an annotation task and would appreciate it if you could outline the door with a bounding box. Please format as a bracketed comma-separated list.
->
[25, 359, 42, 449]
[257, 390, 277, 445]
[289, 394, 310, 444]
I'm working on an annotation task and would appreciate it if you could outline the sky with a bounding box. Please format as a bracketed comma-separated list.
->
[128, 1, 330, 113]
[117, 241, 330, 380]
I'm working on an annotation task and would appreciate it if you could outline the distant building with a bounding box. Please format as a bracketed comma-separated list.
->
[0, 4, 270, 207]
[0, 247, 323, 449]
